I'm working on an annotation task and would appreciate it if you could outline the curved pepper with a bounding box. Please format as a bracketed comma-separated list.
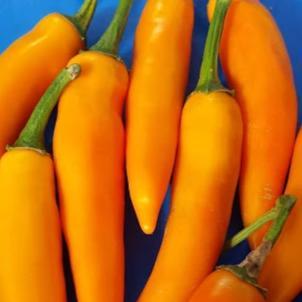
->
[189, 195, 296, 302]
[138, 0, 242, 300]
[0, 0, 96, 155]
[126, 0, 194, 234]
[259, 127, 302, 302]
[208, 0, 297, 248]
[0, 64, 80, 302]
[53, 0, 132, 301]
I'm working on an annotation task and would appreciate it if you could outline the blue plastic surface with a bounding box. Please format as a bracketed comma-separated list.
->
[0, 0, 301, 301]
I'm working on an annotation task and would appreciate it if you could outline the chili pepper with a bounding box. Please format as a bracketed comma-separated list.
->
[189, 195, 296, 302]
[258, 127, 302, 302]
[190, 270, 265, 302]
[207, 0, 298, 248]
[138, 0, 242, 301]
[0, 0, 96, 155]
[0, 64, 80, 302]
[53, 0, 132, 301]
[125, 0, 194, 234]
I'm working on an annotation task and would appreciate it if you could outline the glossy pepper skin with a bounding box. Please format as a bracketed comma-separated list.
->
[189, 194, 297, 302]
[0, 0, 97, 155]
[54, 52, 128, 302]
[126, 0, 194, 234]
[208, 0, 298, 248]
[189, 270, 265, 302]
[138, 92, 242, 302]
[0, 150, 66, 302]
[259, 128, 302, 302]
[53, 1, 132, 300]
[139, 0, 243, 299]
[0, 64, 80, 302]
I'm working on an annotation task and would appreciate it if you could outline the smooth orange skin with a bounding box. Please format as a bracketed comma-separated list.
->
[208, 0, 297, 248]
[54, 51, 128, 302]
[189, 270, 265, 302]
[0, 149, 66, 302]
[259, 127, 302, 302]
[207, 0, 259, 19]
[0, 13, 83, 155]
[138, 92, 243, 302]
[126, 0, 194, 234]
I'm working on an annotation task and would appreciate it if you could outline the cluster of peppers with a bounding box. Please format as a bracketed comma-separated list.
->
[0, 0, 300, 301]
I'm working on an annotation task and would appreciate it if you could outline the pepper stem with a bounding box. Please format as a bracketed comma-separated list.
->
[69, 0, 97, 37]
[90, 0, 133, 56]
[13, 64, 81, 151]
[239, 195, 296, 279]
[218, 195, 296, 297]
[225, 197, 290, 249]
[264, 195, 296, 244]
[195, 0, 230, 93]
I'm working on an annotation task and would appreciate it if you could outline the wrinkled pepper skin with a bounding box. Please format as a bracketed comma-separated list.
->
[54, 51, 128, 302]
[0, 149, 66, 302]
[138, 91, 243, 302]
[208, 0, 297, 248]
[259, 128, 302, 302]
[189, 270, 265, 302]
[0, 13, 83, 155]
[126, 0, 194, 234]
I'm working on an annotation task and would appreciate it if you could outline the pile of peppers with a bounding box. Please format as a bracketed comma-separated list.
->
[0, 0, 300, 301]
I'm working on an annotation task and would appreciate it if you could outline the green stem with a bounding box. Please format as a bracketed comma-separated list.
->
[226, 195, 296, 249]
[69, 0, 97, 38]
[195, 0, 231, 93]
[225, 209, 276, 249]
[264, 195, 296, 244]
[13, 64, 81, 151]
[225, 209, 276, 250]
[90, 0, 133, 56]
[218, 195, 296, 297]
[239, 195, 296, 279]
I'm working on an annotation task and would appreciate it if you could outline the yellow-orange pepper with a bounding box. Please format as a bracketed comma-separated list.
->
[126, 0, 194, 234]
[190, 270, 265, 302]
[53, 0, 132, 301]
[0, 64, 80, 302]
[259, 127, 302, 302]
[139, 0, 242, 300]
[0, 0, 96, 155]
[189, 195, 296, 302]
[208, 0, 297, 248]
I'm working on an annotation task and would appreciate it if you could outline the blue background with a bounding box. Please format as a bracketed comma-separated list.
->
[0, 0, 301, 301]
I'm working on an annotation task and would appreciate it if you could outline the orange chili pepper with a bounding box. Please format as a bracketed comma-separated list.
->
[0, 0, 96, 155]
[126, 0, 194, 234]
[259, 127, 302, 302]
[189, 270, 265, 302]
[189, 195, 296, 302]
[208, 0, 298, 248]
[0, 64, 80, 302]
[53, 1, 132, 301]
[138, 0, 242, 301]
